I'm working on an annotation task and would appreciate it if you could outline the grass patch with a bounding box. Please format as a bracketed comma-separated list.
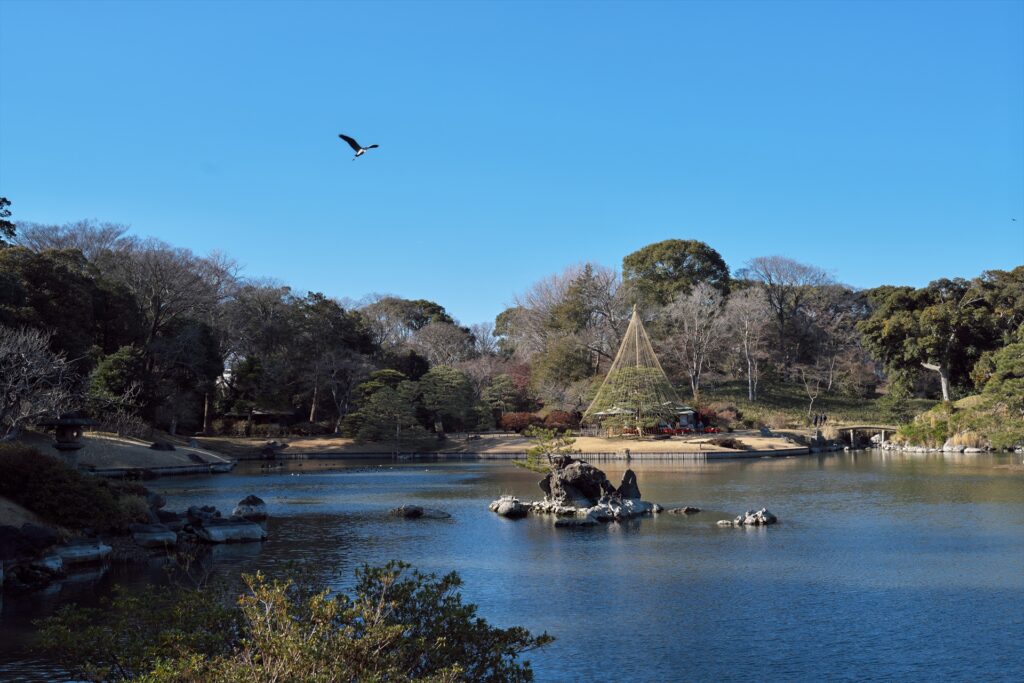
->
[696, 380, 936, 428]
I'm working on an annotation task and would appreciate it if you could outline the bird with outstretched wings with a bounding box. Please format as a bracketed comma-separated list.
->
[338, 133, 379, 160]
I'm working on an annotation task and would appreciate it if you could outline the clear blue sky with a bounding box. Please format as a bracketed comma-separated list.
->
[1, 0, 1022, 325]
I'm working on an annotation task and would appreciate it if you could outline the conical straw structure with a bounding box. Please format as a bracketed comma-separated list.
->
[582, 306, 683, 430]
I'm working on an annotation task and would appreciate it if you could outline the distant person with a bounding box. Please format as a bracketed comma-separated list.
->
[813, 414, 819, 427]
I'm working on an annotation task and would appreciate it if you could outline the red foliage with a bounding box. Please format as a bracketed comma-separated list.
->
[499, 412, 543, 433]
[543, 410, 579, 430]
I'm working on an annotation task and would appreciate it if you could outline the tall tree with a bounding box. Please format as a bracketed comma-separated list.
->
[419, 365, 475, 433]
[737, 255, 833, 367]
[622, 239, 730, 308]
[722, 288, 772, 401]
[858, 278, 999, 402]
[0, 197, 15, 243]
[659, 282, 727, 399]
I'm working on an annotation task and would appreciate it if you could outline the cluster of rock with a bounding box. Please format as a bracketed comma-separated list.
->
[717, 508, 778, 527]
[2, 494, 270, 595]
[0, 524, 112, 594]
[878, 440, 991, 453]
[489, 456, 668, 528]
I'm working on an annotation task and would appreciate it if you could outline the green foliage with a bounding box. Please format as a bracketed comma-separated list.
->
[37, 562, 553, 683]
[90, 345, 147, 401]
[516, 426, 578, 474]
[530, 337, 591, 391]
[420, 365, 475, 433]
[858, 272, 1023, 398]
[622, 239, 730, 308]
[355, 382, 432, 448]
[0, 443, 149, 530]
[36, 582, 241, 682]
[0, 196, 14, 242]
[482, 374, 523, 415]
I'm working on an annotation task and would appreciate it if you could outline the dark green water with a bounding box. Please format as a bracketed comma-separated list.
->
[2, 451, 1023, 681]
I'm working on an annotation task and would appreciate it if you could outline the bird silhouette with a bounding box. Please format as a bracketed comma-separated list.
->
[338, 134, 379, 160]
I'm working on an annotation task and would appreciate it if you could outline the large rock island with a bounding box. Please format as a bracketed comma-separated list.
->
[490, 455, 661, 526]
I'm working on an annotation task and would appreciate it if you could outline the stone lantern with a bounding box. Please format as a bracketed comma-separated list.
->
[37, 413, 98, 452]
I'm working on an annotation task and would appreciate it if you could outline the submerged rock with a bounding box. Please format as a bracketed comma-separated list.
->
[233, 494, 269, 521]
[193, 518, 267, 543]
[389, 505, 451, 520]
[56, 540, 112, 565]
[668, 506, 702, 515]
[130, 523, 178, 549]
[554, 514, 598, 528]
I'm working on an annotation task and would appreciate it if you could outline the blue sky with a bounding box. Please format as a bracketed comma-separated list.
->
[1, 0, 1022, 325]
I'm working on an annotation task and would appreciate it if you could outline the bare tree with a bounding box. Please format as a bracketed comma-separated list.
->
[470, 322, 499, 356]
[723, 288, 772, 401]
[508, 263, 629, 372]
[0, 326, 77, 439]
[661, 283, 727, 400]
[14, 220, 130, 259]
[738, 256, 833, 368]
[96, 238, 237, 347]
[410, 321, 475, 366]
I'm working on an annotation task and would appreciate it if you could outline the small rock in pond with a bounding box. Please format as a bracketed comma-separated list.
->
[233, 494, 269, 521]
[389, 505, 451, 520]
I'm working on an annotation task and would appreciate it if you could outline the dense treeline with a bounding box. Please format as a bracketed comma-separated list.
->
[1, 200, 1021, 444]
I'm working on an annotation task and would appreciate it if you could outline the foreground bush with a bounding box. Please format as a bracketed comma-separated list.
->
[0, 443, 148, 530]
[37, 561, 553, 682]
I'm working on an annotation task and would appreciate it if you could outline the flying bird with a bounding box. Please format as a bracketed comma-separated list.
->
[338, 134, 379, 160]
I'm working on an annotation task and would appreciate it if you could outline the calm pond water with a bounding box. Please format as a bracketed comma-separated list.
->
[2, 451, 1024, 681]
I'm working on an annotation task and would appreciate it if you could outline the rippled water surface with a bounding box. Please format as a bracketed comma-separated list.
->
[3, 451, 1024, 681]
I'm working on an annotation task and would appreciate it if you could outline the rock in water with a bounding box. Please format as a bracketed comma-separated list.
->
[56, 540, 112, 565]
[233, 494, 269, 521]
[193, 519, 267, 543]
[718, 508, 778, 527]
[489, 496, 529, 519]
[540, 455, 616, 506]
[616, 468, 642, 500]
[668, 506, 701, 515]
[130, 523, 178, 549]
[390, 505, 450, 519]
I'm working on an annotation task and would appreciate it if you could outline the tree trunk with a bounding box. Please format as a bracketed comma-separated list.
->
[202, 392, 210, 435]
[309, 382, 318, 423]
[747, 356, 755, 402]
[921, 362, 951, 402]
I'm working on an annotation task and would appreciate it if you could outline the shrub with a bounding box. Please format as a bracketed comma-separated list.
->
[543, 410, 578, 431]
[498, 412, 543, 433]
[0, 443, 146, 530]
[764, 412, 791, 430]
[209, 418, 244, 436]
[707, 436, 750, 450]
[37, 561, 553, 682]
[703, 402, 741, 429]
[251, 423, 283, 438]
[288, 421, 332, 437]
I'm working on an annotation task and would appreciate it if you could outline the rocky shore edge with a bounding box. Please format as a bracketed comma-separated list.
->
[1, 494, 270, 595]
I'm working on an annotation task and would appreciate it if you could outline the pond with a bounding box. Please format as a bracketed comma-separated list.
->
[2, 451, 1023, 681]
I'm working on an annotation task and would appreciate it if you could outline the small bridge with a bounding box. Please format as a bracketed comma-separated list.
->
[834, 425, 899, 446]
